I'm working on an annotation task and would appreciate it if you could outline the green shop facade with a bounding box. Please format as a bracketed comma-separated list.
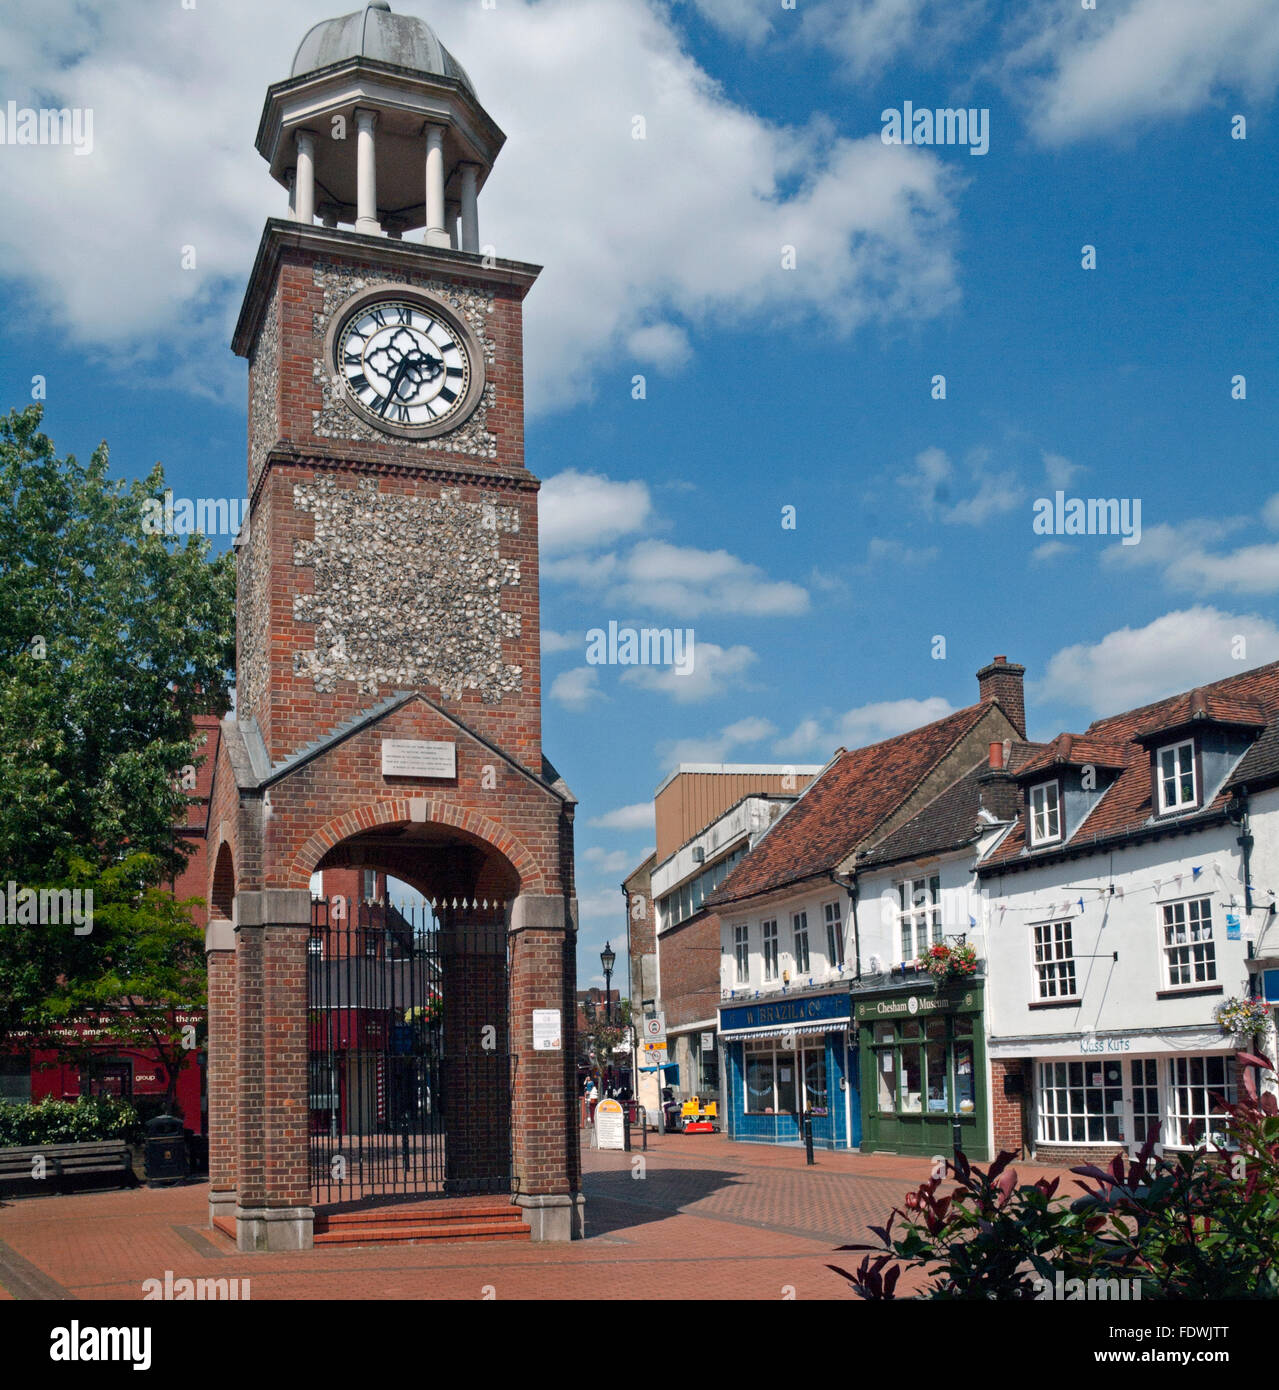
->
[855, 980, 990, 1160]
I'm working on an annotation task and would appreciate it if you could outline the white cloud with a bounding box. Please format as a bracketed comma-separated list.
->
[867, 536, 939, 566]
[549, 666, 605, 710]
[599, 540, 809, 617]
[1037, 606, 1279, 714]
[539, 471, 653, 555]
[588, 801, 656, 832]
[540, 628, 582, 655]
[627, 322, 693, 371]
[1104, 510, 1279, 595]
[897, 446, 1022, 526]
[1042, 450, 1085, 491]
[1031, 539, 1070, 563]
[804, 0, 986, 78]
[1004, 0, 1279, 145]
[656, 715, 777, 765]
[583, 846, 636, 873]
[622, 641, 757, 702]
[0, 0, 962, 412]
[682, 0, 775, 43]
[775, 696, 956, 756]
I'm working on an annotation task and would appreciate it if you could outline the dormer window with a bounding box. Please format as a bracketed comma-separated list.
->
[1029, 780, 1062, 846]
[1156, 740, 1197, 814]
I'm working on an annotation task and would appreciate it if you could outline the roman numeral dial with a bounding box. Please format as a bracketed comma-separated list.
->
[333, 292, 477, 437]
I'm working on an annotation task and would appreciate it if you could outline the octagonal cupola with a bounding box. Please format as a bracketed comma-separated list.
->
[255, 1, 503, 249]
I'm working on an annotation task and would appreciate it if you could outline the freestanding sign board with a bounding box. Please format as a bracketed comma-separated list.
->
[595, 1098, 626, 1151]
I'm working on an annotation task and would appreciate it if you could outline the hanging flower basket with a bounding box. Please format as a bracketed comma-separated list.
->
[1216, 995, 1271, 1040]
[920, 942, 979, 987]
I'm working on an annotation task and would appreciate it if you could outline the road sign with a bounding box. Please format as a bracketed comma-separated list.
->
[642, 1013, 667, 1045]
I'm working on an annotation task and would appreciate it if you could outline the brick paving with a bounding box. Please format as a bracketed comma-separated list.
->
[0, 1134, 1077, 1301]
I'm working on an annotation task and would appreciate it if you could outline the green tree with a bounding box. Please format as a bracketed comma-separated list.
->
[0, 405, 234, 1037]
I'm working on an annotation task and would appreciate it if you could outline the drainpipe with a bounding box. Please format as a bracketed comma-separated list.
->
[1228, 789, 1255, 915]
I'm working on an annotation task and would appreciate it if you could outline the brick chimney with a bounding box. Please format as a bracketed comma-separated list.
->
[977, 655, 1026, 738]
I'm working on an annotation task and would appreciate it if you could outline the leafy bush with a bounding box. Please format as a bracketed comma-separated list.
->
[831, 1050, 1279, 1300]
[0, 1094, 140, 1147]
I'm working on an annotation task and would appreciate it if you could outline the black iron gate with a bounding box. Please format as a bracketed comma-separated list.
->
[308, 894, 512, 1205]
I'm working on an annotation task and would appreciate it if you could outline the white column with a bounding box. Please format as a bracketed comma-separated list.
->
[424, 124, 449, 248]
[286, 168, 296, 219]
[355, 109, 380, 235]
[294, 131, 316, 225]
[460, 163, 480, 253]
[445, 199, 461, 250]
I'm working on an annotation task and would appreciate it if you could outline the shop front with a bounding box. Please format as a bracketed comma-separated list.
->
[1002, 1029, 1242, 1163]
[856, 981, 988, 1160]
[719, 989, 857, 1149]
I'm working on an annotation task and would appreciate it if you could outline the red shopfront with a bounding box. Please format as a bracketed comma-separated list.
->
[2, 1011, 205, 1133]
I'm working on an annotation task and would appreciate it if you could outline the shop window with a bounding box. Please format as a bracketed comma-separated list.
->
[80, 1058, 133, 1101]
[1033, 921, 1077, 999]
[1131, 1058, 1160, 1148]
[897, 876, 941, 961]
[899, 1026, 923, 1113]
[791, 911, 810, 973]
[699, 1042, 719, 1093]
[762, 920, 779, 982]
[824, 901, 844, 967]
[874, 1024, 897, 1112]
[803, 1046, 827, 1114]
[743, 1038, 827, 1114]
[1160, 897, 1215, 987]
[924, 1019, 948, 1112]
[745, 1042, 776, 1114]
[873, 1015, 977, 1118]
[1037, 1059, 1124, 1144]
[954, 1036, 975, 1112]
[1167, 1054, 1235, 1148]
[0, 1054, 31, 1105]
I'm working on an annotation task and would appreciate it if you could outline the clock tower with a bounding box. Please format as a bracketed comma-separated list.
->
[206, 2, 582, 1251]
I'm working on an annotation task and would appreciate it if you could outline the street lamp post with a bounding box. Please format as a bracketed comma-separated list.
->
[600, 942, 616, 1023]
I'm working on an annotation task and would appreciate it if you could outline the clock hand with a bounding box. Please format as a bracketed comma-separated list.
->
[381, 357, 410, 416]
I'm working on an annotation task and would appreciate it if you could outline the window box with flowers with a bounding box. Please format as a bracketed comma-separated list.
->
[920, 942, 979, 988]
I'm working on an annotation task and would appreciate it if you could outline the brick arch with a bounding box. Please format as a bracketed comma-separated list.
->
[287, 797, 541, 892]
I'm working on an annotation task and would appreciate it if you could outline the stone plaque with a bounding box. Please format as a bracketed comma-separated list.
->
[381, 739, 456, 779]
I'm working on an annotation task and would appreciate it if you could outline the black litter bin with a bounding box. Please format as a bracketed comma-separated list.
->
[144, 1115, 189, 1185]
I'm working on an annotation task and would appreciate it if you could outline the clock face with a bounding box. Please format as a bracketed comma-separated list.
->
[334, 295, 475, 435]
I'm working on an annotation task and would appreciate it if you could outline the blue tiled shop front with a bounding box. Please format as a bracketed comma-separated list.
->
[719, 991, 859, 1149]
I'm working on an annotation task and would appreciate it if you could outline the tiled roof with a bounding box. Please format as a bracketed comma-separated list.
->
[1014, 732, 1128, 780]
[1134, 688, 1266, 741]
[857, 743, 1044, 869]
[706, 702, 994, 907]
[981, 660, 1279, 870]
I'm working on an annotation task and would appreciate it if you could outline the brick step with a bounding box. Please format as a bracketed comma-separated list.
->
[316, 1199, 518, 1230]
[212, 1216, 235, 1240]
[313, 1218, 531, 1246]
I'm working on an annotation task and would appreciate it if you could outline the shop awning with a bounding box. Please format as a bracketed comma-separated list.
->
[720, 1020, 847, 1041]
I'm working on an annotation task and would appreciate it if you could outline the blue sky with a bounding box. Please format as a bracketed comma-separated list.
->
[1, 0, 1278, 987]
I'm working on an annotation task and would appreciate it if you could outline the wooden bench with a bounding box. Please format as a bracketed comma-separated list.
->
[0, 1141, 135, 1195]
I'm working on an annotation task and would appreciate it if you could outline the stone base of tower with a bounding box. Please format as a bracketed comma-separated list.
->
[234, 1204, 316, 1253]
[515, 1191, 586, 1242]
